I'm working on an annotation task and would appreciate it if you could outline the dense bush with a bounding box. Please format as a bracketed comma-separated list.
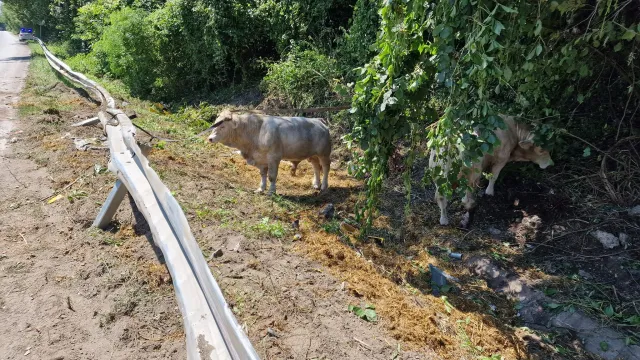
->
[91, 8, 158, 96]
[335, 0, 380, 79]
[261, 48, 344, 108]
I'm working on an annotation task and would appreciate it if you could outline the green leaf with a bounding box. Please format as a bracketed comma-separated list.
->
[362, 308, 378, 322]
[526, 48, 536, 60]
[534, 19, 542, 36]
[440, 26, 452, 39]
[579, 65, 589, 77]
[500, 4, 518, 13]
[614, 43, 623, 52]
[625, 337, 638, 346]
[546, 303, 562, 309]
[493, 21, 505, 35]
[604, 304, 614, 317]
[544, 288, 558, 296]
[535, 43, 543, 56]
[600, 341, 609, 352]
[621, 29, 637, 41]
[583, 147, 591, 157]
[503, 66, 512, 81]
[577, 94, 585, 103]
[624, 315, 640, 325]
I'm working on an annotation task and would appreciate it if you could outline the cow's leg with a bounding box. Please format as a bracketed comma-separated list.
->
[434, 186, 449, 226]
[309, 157, 322, 190]
[255, 165, 268, 194]
[290, 161, 300, 176]
[460, 169, 481, 228]
[319, 156, 330, 191]
[485, 161, 507, 196]
[267, 160, 280, 195]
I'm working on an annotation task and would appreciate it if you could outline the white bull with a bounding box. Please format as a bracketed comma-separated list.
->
[430, 115, 554, 228]
[207, 110, 332, 195]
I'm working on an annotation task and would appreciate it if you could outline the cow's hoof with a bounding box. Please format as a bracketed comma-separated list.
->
[439, 217, 449, 226]
[255, 188, 265, 194]
[312, 184, 321, 190]
[459, 213, 471, 229]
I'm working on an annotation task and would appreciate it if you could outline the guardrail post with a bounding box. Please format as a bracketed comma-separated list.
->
[93, 179, 127, 229]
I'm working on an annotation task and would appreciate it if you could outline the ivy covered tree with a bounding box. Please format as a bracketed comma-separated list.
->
[347, 0, 640, 227]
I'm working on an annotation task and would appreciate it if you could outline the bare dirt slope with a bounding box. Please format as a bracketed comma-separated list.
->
[0, 33, 185, 360]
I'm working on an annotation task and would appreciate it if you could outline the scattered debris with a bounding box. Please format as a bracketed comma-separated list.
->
[47, 194, 64, 204]
[487, 227, 502, 236]
[367, 236, 384, 246]
[319, 203, 335, 219]
[552, 224, 567, 233]
[71, 117, 99, 127]
[449, 252, 463, 260]
[511, 215, 542, 244]
[353, 337, 372, 350]
[292, 233, 302, 241]
[429, 264, 451, 296]
[209, 249, 223, 259]
[291, 219, 299, 229]
[266, 328, 279, 338]
[93, 164, 108, 176]
[66, 296, 75, 312]
[9, 137, 17, 144]
[340, 222, 358, 234]
[619, 233, 629, 248]
[578, 269, 593, 279]
[628, 205, 640, 216]
[591, 230, 620, 249]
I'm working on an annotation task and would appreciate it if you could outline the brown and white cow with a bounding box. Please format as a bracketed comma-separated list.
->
[429, 115, 553, 228]
[207, 110, 332, 195]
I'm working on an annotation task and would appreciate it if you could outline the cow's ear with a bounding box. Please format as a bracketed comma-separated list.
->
[231, 118, 239, 129]
[519, 139, 534, 150]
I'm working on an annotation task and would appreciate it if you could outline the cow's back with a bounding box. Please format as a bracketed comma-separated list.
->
[267, 116, 331, 160]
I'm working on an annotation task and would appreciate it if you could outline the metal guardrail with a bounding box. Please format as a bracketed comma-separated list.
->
[34, 38, 260, 360]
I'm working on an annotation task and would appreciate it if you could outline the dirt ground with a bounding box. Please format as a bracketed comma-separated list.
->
[3, 39, 639, 360]
[1, 43, 440, 360]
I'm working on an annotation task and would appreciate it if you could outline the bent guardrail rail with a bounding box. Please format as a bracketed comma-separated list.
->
[34, 38, 259, 360]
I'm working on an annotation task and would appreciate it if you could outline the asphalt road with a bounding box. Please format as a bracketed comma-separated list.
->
[0, 30, 31, 152]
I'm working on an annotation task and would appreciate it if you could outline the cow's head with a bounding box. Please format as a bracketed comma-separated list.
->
[207, 110, 237, 144]
[510, 139, 554, 169]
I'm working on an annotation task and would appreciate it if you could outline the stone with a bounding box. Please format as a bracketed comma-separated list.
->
[591, 230, 619, 249]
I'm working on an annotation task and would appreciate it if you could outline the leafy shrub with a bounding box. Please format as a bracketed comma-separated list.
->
[261, 48, 344, 108]
[335, 0, 380, 78]
[74, 0, 123, 45]
[65, 52, 103, 76]
[256, 0, 355, 54]
[91, 7, 158, 96]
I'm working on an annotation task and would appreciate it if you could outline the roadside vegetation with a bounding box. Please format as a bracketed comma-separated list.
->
[3, 0, 640, 358]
